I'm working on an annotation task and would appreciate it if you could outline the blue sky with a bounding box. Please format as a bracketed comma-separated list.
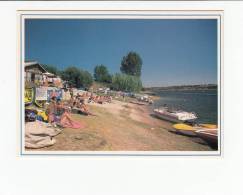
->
[25, 19, 217, 87]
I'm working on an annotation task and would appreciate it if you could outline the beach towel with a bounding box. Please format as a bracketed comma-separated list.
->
[60, 118, 85, 129]
[25, 121, 62, 149]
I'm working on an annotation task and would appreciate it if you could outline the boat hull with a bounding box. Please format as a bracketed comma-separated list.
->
[154, 112, 182, 123]
[172, 123, 197, 136]
[195, 130, 218, 146]
[176, 129, 197, 136]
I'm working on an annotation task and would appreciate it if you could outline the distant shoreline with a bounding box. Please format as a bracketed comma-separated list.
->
[143, 84, 217, 93]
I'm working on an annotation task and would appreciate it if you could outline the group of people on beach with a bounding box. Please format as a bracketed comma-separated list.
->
[69, 94, 95, 116]
[46, 96, 84, 129]
[88, 94, 112, 104]
[45, 91, 113, 129]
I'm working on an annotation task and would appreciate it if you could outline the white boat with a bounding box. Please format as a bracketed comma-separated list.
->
[154, 107, 197, 123]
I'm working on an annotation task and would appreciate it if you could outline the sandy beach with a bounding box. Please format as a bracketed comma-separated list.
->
[31, 99, 214, 151]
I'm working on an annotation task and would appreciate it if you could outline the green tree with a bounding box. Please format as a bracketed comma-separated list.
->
[120, 51, 143, 77]
[60, 66, 93, 88]
[94, 64, 112, 83]
[79, 70, 93, 88]
[111, 73, 142, 92]
[42, 64, 59, 75]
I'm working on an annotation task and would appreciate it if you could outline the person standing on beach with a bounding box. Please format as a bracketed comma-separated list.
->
[122, 93, 125, 101]
[69, 88, 73, 98]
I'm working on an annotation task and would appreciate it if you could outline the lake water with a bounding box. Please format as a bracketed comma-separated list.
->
[153, 90, 218, 124]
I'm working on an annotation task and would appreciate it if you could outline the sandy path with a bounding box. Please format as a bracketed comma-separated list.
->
[31, 100, 213, 151]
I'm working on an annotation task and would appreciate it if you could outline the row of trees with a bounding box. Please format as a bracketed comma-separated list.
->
[94, 65, 112, 83]
[112, 73, 142, 92]
[61, 67, 93, 89]
[42, 65, 93, 89]
[43, 51, 143, 92]
[93, 52, 143, 92]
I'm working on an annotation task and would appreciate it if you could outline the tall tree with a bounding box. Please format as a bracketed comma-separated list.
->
[80, 70, 93, 88]
[94, 64, 112, 83]
[120, 51, 143, 77]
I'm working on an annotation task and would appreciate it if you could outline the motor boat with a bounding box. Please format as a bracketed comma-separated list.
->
[154, 107, 197, 123]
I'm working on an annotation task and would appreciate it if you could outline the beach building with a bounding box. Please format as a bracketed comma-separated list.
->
[43, 72, 63, 88]
[24, 61, 62, 87]
[24, 61, 47, 86]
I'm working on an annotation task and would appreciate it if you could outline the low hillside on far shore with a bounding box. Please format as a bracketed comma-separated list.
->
[144, 84, 217, 92]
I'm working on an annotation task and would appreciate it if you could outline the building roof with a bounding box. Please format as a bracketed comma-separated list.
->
[24, 61, 47, 73]
[43, 72, 55, 77]
[24, 60, 38, 67]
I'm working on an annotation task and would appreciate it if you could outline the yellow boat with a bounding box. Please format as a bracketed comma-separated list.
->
[199, 124, 217, 129]
[173, 123, 197, 136]
[173, 123, 217, 136]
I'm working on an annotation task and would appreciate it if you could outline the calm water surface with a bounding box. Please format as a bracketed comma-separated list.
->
[153, 90, 218, 124]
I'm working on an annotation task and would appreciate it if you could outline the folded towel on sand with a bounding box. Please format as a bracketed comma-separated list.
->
[25, 121, 62, 149]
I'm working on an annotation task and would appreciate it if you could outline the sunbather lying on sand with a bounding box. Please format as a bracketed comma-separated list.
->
[59, 111, 85, 129]
[104, 95, 112, 103]
[73, 99, 96, 116]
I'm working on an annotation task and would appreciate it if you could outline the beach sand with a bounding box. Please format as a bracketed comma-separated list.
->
[31, 100, 214, 151]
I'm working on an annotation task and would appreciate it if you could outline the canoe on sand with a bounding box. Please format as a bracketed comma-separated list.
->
[173, 123, 218, 136]
[173, 123, 198, 136]
[130, 101, 149, 106]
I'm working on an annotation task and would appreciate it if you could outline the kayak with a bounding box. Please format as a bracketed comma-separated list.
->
[173, 123, 198, 136]
[173, 123, 218, 136]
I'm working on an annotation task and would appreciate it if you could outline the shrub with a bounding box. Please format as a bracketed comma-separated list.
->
[111, 73, 142, 92]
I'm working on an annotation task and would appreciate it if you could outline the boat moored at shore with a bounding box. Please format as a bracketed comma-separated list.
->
[154, 107, 197, 123]
[195, 129, 218, 146]
[172, 123, 217, 137]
